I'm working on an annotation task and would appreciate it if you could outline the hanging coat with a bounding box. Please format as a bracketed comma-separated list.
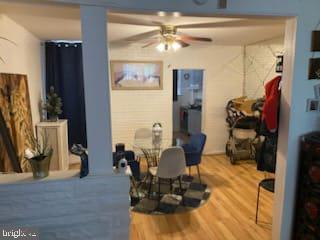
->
[262, 76, 282, 132]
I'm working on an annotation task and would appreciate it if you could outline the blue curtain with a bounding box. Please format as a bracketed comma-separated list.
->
[45, 42, 87, 148]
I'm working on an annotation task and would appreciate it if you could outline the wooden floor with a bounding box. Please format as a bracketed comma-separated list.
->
[130, 155, 273, 240]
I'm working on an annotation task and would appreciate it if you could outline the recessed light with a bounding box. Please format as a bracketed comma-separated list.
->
[157, 11, 166, 17]
[173, 12, 181, 17]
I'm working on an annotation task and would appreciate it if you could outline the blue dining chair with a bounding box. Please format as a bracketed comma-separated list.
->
[182, 133, 207, 183]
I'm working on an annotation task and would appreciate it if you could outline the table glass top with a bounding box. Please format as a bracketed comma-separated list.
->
[133, 138, 173, 150]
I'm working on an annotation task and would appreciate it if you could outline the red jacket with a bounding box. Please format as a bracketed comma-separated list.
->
[262, 76, 282, 132]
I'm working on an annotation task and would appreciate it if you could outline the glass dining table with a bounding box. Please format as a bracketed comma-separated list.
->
[133, 138, 173, 169]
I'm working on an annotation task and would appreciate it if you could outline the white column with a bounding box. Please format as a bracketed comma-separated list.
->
[80, 5, 112, 175]
[272, 18, 297, 240]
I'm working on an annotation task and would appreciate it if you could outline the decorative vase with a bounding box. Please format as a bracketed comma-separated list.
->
[28, 150, 53, 179]
[152, 123, 163, 147]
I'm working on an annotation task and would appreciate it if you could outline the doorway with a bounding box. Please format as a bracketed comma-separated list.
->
[172, 69, 204, 144]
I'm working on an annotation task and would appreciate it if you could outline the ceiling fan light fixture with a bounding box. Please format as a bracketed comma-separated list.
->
[165, 43, 170, 51]
[156, 42, 166, 52]
[172, 41, 181, 51]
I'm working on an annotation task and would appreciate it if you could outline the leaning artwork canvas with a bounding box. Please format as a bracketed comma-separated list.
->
[0, 73, 33, 173]
[111, 61, 163, 90]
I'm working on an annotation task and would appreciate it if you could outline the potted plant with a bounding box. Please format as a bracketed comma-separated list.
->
[43, 86, 62, 121]
[25, 132, 53, 179]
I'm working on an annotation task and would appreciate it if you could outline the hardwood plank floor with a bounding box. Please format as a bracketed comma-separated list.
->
[130, 154, 273, 240]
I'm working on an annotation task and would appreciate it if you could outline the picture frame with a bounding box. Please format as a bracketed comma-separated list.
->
[110, 60, 163, 90]
[276, 55, 284, 73]
[314, 83, 320, 98]
[308, 58, 320, 80]
[311, 31, 320, 52]
[306, 98, 320, 112]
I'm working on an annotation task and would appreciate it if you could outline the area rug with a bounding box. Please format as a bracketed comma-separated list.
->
[130, 175, 211, 215]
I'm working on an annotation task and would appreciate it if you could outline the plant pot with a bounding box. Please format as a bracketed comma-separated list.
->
[28, 151, 53, 179]
[47, 115, 58, 122]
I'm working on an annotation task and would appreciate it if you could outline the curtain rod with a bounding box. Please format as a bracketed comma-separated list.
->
[46, 40, 82, 43]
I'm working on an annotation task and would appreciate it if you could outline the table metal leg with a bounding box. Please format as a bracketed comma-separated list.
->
[178, 176, 184, 205]
[148, 175, 153, 198]
[130, 176, 140, 199]
[196, 165, 202, 184]
[255, 183, 261, 224]
[178, 176, 182, 193]
[158, 178, 161, 202]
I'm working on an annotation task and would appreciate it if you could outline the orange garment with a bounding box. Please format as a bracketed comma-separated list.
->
[262, 76, 282, 132]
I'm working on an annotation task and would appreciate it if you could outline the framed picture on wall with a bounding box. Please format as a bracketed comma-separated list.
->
[276, 55, 284, 73]
[314, 83, 320, 98]
[311, 31, 320, 52]
[306, 98, 320, 112]
[110, 60, 163, 90]
[308, 58, 320, 80]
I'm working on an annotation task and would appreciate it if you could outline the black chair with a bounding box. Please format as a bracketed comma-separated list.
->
[255, 178, 275, 224]
[255, 130, 277, 224]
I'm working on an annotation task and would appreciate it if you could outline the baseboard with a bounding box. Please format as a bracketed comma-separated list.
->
[203, 151, 225, 156]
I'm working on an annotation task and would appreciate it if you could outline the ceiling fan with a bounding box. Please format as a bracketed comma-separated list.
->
[140, 24, 213, 52]
[109, 14, 284, 51]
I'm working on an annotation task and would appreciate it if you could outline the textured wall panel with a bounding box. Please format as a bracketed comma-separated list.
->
[244, 37, 284, 99]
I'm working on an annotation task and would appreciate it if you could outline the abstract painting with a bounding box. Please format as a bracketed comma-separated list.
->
[110, 61, 163, 90]
[0, 73, 33, 173]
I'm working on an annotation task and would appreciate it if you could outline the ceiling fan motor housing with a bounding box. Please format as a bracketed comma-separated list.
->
[161, 25, 177, 36]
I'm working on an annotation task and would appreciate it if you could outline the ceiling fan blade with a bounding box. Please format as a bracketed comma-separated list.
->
[109, 41, 131, 49]
[152, 21, 164, 26]
[123, 30, 160, 42]
[142, 40, 159, 48]
[108, 14, 159, 26]
[176, 19, 284, 29]
[178, 35, 212, 42]
[176, 40, 190, 48]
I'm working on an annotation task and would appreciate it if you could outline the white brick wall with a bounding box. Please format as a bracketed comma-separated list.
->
[0, 172, 130, 240]
[109, 44, 244, 154]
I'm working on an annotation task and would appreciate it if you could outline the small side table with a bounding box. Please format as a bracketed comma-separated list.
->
[255, 178, 275, 224]
[36, 120, 69, 171]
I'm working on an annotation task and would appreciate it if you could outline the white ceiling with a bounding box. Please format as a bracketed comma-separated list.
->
[0, 2, 285, 46]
